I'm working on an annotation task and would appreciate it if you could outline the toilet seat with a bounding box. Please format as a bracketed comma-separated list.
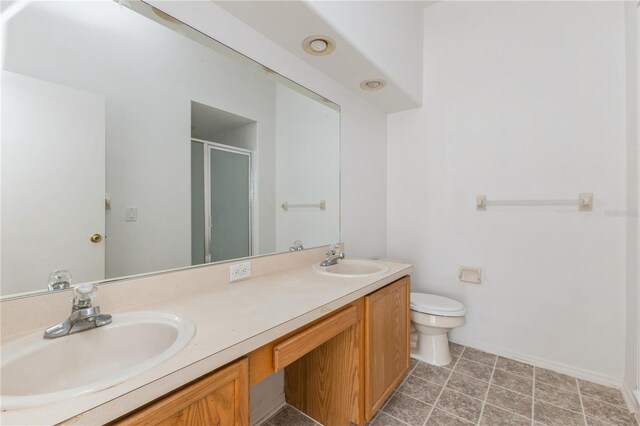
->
[410, 292, 466, 317]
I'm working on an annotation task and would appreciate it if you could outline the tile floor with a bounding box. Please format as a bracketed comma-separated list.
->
[263, 343, 638, 426]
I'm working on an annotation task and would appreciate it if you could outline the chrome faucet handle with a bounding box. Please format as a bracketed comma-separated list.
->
[327, 243, 339, 255]
[43, 283, 112, 339]
[72, 283, 97, 311]
[289, 240, 304, 252]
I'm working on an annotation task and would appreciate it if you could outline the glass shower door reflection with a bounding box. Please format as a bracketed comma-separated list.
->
[209, 147, 251, 262]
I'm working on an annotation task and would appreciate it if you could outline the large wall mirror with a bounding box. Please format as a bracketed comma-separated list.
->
[0, 1, 340, 298]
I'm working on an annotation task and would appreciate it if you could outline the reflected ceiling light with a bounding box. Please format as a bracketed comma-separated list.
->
[302, 36, 335, 56]
[360, 79, 386, 91]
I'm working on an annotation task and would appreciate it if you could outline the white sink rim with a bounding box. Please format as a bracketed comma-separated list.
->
[312, 259, 389, 278]
[0, 311, 195, 410]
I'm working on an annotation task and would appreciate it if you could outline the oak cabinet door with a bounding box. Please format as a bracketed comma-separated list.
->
[115, 358, 249, 426]
[365, 277, 410, 420]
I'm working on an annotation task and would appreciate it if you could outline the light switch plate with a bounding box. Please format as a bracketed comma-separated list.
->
[125, 207, 137, 222]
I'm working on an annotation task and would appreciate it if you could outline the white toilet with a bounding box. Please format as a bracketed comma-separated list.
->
[410, 292, 466, 366]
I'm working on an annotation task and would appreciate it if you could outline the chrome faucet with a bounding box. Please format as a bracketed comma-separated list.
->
[43, 284, 112, 339]
[289, 240, 304, 252]
[320, 244, 344, 267]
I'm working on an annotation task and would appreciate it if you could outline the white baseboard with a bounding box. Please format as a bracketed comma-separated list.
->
[250, 392, 286, 426]
[622, 384, 640, 417]
[448, 337, 623, 388]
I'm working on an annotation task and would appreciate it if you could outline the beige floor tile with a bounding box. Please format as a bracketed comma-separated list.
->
[480, 404, 531, 426]
[495, 356, 534, 377]
[427, 408, 474, 425]
[454, 358, 493, 382]
[578, 380, 627, 408]
[371, 412, 409, 426]
[397, 375, 442, 404]
[446, 372, 489, 400]
[460, 347, 497, 367]
[582, 396, 637, 426]
[486, 384, 532, 418]
[534, 400, 585, 426]
[412, 362, 452, 385]
[435, 389, 483, 424]
[267, 405, 317, 426]
[449, 342, 465, 357]
[382, 392, 432, 426]
[491, 368, 533, 396]
[535, 381, 582, 412]
[535, 367, 579, 392]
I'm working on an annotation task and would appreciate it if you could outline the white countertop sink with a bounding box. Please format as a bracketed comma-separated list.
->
[0, 311, 195, 410]
[312, 259, 390, 277]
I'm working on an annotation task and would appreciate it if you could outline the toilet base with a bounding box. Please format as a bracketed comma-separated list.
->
[411, 332, 452, 366]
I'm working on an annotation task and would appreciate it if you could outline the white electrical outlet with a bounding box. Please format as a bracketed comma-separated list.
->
[229, 261, 251, 282]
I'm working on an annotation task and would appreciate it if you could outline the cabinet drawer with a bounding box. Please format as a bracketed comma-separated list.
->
[274, 305, 357, 371]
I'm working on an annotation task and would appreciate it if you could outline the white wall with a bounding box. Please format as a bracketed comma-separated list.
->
[388, 1, 627, 383]
[275, 84, 340, 252]
[624, 0, 639, 407]
[150, 0, 388, 261]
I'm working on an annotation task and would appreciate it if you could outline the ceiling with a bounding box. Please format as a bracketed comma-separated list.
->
[191, 101, 255, 141]
[214, 1, 431, 113]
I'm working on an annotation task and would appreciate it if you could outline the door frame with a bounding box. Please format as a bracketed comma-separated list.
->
[191, 137, 253, 263]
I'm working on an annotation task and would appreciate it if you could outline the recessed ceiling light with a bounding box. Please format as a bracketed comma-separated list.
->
[360, 79, 387, 91]
[302, 36, 335, 56]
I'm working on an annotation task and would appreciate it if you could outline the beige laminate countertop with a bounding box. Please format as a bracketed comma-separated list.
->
[1, 259, 412, 425]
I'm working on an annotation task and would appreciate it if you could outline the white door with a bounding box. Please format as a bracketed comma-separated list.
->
[1, 71, 106, 295]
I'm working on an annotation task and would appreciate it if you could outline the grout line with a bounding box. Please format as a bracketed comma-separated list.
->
[378, 390, 396, 416]
[441, 364, 536, 398]
[493, 365, 535, 380]
[490, 382, 532, 398]
[286, 404, 324, 425]
[421, 346, 465, 426]
[476, 354, 498, 425]
[533, 393, 603, 418]
[536, 377, 581, 395]
[584, 415, 617, 426]
[580, 393, 633, 410]
[375, 410, 411, 426]
[431, 406, 476, 424]
[482, 402, 533, 421]
[408, 367, 457, 388]
[380, 390, 432, 425]
[420, 386, 487, 405]
[576, 378, 589, 426]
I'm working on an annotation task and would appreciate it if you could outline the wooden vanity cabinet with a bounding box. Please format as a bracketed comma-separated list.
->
[364, 276, 410, 420]
[113, 276, 410, 426]
[114, 358, 248, 426]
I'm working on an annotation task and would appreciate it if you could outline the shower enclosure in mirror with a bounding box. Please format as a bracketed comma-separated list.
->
[0, 0, 340, 298]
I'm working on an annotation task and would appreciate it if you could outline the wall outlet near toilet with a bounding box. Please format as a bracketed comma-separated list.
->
[459, 266, 481, 284]
[230, 261, 251, 282]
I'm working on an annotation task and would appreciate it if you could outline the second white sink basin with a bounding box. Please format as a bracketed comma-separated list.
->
[313, 259, 389, 277]
[0, 311, 195, 410]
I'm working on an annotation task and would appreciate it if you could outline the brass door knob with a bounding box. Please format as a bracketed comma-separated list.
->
[90, 233, 103, 243]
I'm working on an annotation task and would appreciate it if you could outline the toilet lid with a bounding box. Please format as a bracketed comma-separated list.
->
[410, 293, 466, 317]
